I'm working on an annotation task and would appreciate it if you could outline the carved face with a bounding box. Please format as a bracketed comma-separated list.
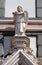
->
[17, 6, 23, 12]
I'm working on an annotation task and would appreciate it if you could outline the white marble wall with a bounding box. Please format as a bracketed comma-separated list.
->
[29, 37, 36, 57]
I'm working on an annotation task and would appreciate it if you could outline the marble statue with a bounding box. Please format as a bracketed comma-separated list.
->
[13, 6, 28, 36]
[12, 6, 30, 52]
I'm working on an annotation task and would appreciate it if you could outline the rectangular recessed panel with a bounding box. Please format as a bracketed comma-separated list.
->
[37, 0, 42, 7]
[38, 35, 42, 45]
[0, 0, 5, 8]
[0, 9, 5, 17]
[0, 43, 3, 56]
[37, 8, 42, 17]
[4, 37, 11, 56]
[38, 46, 42, 57]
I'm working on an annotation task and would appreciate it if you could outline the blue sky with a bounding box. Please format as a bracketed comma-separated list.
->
[5, 0, 35, 17]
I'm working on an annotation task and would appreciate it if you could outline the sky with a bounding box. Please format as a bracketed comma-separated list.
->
[5, 0, 35, 17]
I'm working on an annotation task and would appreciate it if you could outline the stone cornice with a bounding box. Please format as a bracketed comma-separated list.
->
[0, 19, 42, 31]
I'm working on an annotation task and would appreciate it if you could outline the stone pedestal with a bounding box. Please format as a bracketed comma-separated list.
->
[11, 35, 30, 51]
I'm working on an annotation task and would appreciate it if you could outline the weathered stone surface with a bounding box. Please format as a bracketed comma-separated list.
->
[0, 0, 5, 17]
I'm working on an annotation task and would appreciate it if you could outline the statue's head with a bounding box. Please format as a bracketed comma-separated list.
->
[17, 6, 23, 12]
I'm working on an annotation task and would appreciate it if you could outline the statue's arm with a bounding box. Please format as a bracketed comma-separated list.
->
[12, 11, 17, 23]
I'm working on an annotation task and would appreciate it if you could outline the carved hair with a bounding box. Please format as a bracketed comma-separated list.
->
[17, 6, 23, 12]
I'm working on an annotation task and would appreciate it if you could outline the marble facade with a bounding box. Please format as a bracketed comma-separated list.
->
[0, 6, 42, 65]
